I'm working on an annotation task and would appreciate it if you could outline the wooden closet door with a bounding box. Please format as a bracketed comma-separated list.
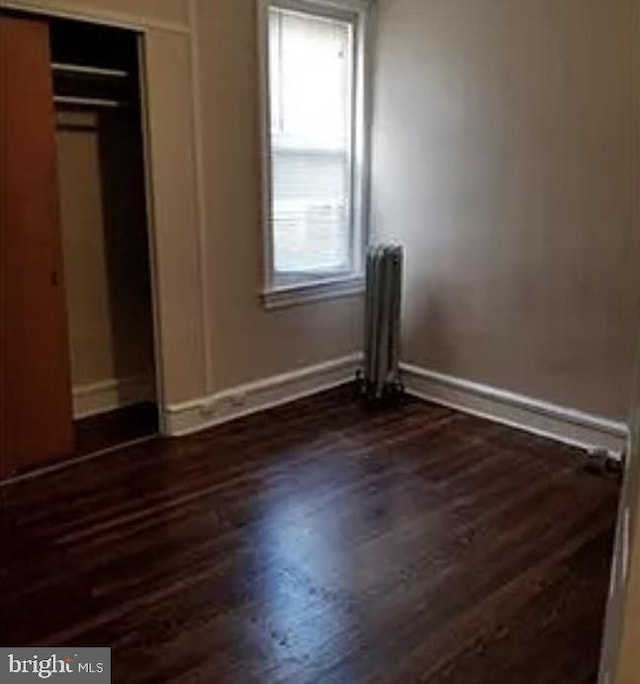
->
[0, 16, 74, 478]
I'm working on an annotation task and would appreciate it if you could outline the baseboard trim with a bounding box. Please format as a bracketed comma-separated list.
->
[163, 355, 628, 454]
[165, 354, 363, 437]
[73, 376, 155, 419]
[400, 363, 628, 457]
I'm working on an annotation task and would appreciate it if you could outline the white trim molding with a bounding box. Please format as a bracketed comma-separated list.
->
[401, 363, 629, 457]
[186, 0, 215, 395]
[73, 376, 155, 419]
[1, 0, 191, 34]
[261, 275, 364, 309]
[256, 0, 373, 302]
[165, 354, 362, 436]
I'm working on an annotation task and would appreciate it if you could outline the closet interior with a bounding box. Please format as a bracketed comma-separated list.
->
[0, 12, 158, 479]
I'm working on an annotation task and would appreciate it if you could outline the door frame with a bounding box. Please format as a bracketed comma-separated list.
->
[597, 346, 639, 684]
[136, 33, 168, 432]
[597, 0, 640, 678]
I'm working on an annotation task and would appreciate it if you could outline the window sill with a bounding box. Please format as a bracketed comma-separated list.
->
[261, 274, 365, 310]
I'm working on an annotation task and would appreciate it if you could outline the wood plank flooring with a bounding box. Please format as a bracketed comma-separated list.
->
[0, 386, 618, 683]
[74, 402, 159, 457]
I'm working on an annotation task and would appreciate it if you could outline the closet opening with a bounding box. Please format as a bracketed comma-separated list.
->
[50, 18, 160, 456]
[0, 9, 161, 474]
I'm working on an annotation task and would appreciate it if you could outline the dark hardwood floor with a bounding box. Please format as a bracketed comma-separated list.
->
[74, 402, 159, 457]
[1, 386, 618, 683]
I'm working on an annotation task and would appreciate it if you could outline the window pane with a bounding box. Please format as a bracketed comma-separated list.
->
[268, 7, 353, 278]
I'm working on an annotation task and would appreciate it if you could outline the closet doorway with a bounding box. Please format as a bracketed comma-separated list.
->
[0, 11, 160, 477]
[51, 18, 159, 457]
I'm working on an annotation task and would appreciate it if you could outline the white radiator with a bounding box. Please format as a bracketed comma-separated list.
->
[360, 244, 404, 399]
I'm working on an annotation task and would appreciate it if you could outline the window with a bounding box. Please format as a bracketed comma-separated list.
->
[259, 0, 371, 308]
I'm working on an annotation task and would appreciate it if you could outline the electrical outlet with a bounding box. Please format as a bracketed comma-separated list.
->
[230, 391, 248, 407]
[201, 401, 217, 417]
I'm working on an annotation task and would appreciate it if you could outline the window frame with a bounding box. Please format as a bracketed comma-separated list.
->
[257, 0, 373, 309]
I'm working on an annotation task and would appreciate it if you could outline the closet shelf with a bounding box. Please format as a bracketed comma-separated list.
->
[52, 62, 129, 79]
[54, 95, 127, 109]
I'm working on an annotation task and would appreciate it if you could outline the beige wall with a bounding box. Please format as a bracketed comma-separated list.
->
[12, 0, 362, 406]
[16, 0, 190, 25]
[371, 0, 638, 420]
[193, 0, 362, 391]
[57, 110, 155, 392]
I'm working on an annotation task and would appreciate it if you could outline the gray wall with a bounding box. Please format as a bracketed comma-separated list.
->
[371, 0, 639, 419]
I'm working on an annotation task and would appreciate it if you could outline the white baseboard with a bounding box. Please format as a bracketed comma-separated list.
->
[73, 376, 155, 419]
[165, 354, 362, 437]
[401, 363, 628, 457]
[163, 354, 628, 456]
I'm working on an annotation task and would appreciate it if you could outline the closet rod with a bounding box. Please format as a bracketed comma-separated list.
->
[52, 62, 129, 79]
[53, 95, 126, 109]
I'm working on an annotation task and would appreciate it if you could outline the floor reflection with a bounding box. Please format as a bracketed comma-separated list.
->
[250, 458, 358, 677]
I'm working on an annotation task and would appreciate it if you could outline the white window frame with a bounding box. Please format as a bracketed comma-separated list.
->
[257, 0, 373, 309]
